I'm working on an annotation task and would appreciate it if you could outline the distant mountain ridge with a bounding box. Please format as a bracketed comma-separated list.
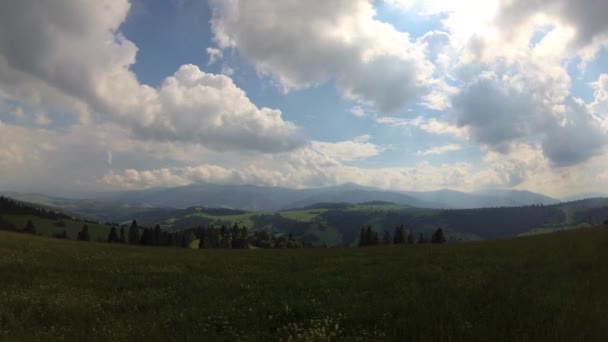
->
[3, 183, 562, 219]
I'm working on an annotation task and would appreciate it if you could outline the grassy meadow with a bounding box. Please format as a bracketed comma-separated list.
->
[1, 226, 607, 341]
[2, 214, 112, 241]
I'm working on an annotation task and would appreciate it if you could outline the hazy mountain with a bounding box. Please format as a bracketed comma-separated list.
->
[561, 193, 608, 202]
[401, 188, 559, 209]
[3, 183, 561, 220]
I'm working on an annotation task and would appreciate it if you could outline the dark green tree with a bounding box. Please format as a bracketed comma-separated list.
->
[393, 225, 405, 244]
[77, 224, 90, 241]
[153, 224, 162, 246]
[231, 223, 240, 248]
[418, 233, 425, 244]
[198, 227, 207, 249]
[240, 226, 249, 249]
[108, 226, 119, 243]
[119, 226, 126, 243]
[140, 228, 152, 245]
[432, 227, 447, 244]
[23, 219, 36, 234]
[407, 230, 415, 244]
[382, 230, 391, 245]
[128, 220, 139, 245]
[365, 226, 374, 246]
[358, 227, 366, 247]
[372, 231, 379, 245]
[220, 225, 231, 248]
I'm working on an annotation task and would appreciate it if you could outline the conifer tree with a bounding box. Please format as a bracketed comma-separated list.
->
[407, 230, 415, 244]
[108, 226, 119, 243]
[140, 228, 152, 245]
[231, 223, 240, 248]
[179, 234, 185, 248]
[382, 230, 391, 245]
[77, 224, 90, 241]
[119, 226, 126, 243]
[220, 225, 230, 248]
[240, 226, 249, 249]
[128, 220, 139, 244]
[358, 227, 366, 247]
[198, 227, 207, 249]
[23, 219, 36, 234]
[153, 224, 162, 246]
[365, 226, 373, 246]
[418, 233, 425, 244]
[432, 227, 447, 244]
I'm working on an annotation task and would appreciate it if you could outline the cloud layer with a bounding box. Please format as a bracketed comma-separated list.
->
[210, 0, 434, 112]
[0, 0, 303, 153]
[1, 0, 608, 198]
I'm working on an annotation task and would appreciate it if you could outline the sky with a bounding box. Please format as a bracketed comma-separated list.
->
[0, 0, 607, 198]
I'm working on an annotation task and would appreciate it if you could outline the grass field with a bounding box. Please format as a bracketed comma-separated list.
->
[2, 214, 112, 241]
[1, 227, 607, 341]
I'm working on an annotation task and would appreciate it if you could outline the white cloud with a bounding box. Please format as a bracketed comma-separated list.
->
[34, 113, 51, 126]
[311, 135, 384, 162]
[350, 106, 367, 118]
[591, 74, 608, 116]
[0, 0, 304, 154]
[417, 144, 461, 156]
[418, 119, 469, 139]
[206, 47, 223, 66]
[209, 0, 435, 113]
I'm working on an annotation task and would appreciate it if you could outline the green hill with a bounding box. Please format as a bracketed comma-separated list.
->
[1, 227, 607, 341]
[125, 200, 608, 246]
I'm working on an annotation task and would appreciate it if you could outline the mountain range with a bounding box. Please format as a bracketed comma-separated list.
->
[2, 183, 565, 220]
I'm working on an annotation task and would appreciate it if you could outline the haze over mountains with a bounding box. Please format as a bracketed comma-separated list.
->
[3, 183, 566, 214]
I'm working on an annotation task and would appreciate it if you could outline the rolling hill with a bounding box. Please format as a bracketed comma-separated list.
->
[2, 190, 607, 246]
[120, 198, 608, 246]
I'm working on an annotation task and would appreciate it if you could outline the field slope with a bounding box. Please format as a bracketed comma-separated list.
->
[1, 227, 607, 341]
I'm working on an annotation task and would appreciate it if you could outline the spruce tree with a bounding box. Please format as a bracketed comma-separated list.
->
[198, 227, 207, 249]
[128, 220, 139, 245]
[432, 227, 447, 244]
[240, 226, 249, 249]
[77, 224, 90, 241]
[418, 233, 425, 244]
[108, 226, 119, 243]
[407, 230, 415, 244]
[119, 226, 126, 243]
[365, 226, 373, 246]
[23, 219, 36, 234]
[382, 230, 391, 245]
[140, 228, 152, 245]
[231, 224, 240, 249]
[393, 225, 404, 244]
[358, 227, 366, 247]
[153, 224, 162, 246]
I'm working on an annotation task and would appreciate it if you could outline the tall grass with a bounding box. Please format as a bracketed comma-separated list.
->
[0, 227, 607, 341]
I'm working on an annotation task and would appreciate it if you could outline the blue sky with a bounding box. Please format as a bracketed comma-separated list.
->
[0, 0, 607, 197]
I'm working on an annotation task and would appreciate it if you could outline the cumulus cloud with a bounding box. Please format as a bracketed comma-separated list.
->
[0, 0, 303, 153]
[452, 70, 606, 166]
[495, 0, 608, 53]
[206, 47, 223, 66]
[209, 0, 434, 112]
[591, 74, 608, 115]
[417, 144, 461, 156]
[311, 135, 384, 162]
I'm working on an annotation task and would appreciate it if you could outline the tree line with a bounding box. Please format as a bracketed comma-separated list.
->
[0, 196, 71, 221]
[359, 225, 446, 246]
